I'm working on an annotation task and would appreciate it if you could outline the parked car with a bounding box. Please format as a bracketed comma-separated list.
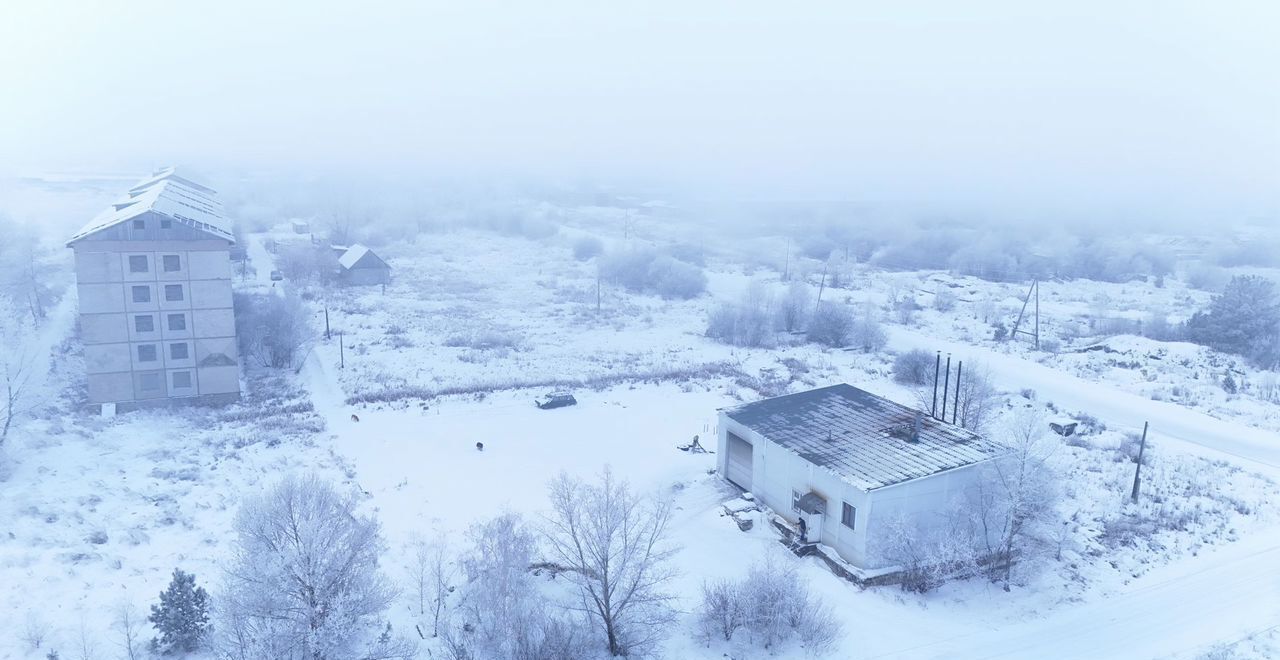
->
[535, 392, 577, 409]
[270, 270, 283, 281]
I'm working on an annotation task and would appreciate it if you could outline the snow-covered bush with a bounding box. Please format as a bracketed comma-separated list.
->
[646, 254, 707, 299]
[696, 553, 841, 656]
[599, 247, 706, 299]
[705, 282, 776, 348]
[933, 288, 958, 311]
[850, 308, 888, 352]
[149, 569, 210, 654]
[215, 474, 411, 659]
[776, 280, 811, 333]
[807, 302, 855, 347]
[893, 349, 935, 385]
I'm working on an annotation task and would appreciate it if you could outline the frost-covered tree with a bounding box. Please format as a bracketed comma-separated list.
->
[893, 349, 935, 386]
[0, 304, 36, 445]
[544, 468, 677, 657]
[1186, 275, 1280, 368]
[215, 474, 411, 660]
[149, 569, 210, 654]
[442, 512, 590, 660]
[973, 410, 1061, 589]
[234, 292, 315, 370]
[807, 302, 855, 348]
[776, 280, 810, 333]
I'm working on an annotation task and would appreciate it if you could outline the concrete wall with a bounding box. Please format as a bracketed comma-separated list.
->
[72, 230, 240, 406]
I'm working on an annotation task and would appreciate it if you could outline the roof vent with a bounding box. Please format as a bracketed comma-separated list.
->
[910, 412, 923, 443]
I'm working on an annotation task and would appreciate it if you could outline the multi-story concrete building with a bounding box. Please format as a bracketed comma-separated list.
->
[67, 168, 241, 410]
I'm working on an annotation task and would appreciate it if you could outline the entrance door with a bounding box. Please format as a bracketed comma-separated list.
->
[725, 432, 753, 491]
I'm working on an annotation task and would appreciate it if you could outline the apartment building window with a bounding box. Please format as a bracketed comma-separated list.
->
[131, 285, 151, 303]
[791, 490, 802, 513]
[164, 284, 184, 302]
[170, 342, 189, 360]
[162, 255, 181, 272]
[134, 314, 154, 333]
[137, 344, 157, 362]
[129, 255, 149, 273]
[841, 502, 856, 530]
[139, 372, 162, 392]
[167, 313, 186, 331]
[133, 219, 146, 230]
[172, 370, 192, 389]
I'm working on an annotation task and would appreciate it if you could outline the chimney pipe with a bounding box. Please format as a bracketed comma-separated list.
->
[911, 411, 923, 443]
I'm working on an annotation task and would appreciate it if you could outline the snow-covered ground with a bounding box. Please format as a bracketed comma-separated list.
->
[2, 211, 1279, 659]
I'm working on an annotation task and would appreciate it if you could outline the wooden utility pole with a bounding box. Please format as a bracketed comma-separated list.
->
[1130, 422, 1149, 503]
[339, 331, 345, 369]
[783, 237, 792, 281]
[324, 306, 331, 340]
[1010, 279, 1041, 349]
[814, 263, 827, 316]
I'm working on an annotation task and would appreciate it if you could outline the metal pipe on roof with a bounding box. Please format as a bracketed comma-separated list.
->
[940, 354, 951, 421]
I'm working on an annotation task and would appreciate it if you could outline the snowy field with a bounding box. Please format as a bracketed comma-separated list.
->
[1, 197, 1279, 659]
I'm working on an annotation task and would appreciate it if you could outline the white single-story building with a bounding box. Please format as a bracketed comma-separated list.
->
[717, 383, 1007, 571]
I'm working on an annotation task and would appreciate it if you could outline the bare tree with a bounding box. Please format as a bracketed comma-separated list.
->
[0, 306, 36, 445]
[234, 292, 315, 370]
[955, 365, 1001, 433]
[544, 468, 677, 657]
[409, 535, 456, 637]
[113, 601, 145, 660]
[21, 611, 48, 650]
[973, 409, 1061, 589]
[443, 512, 589, 660]
[216, 474, 413, 659]
[76, 616, 98, 660]
[696, 552, 841, 656]
[776, 280, 810, 333]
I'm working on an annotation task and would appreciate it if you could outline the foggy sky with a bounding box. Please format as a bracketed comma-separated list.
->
[1, 0, 1276, 223]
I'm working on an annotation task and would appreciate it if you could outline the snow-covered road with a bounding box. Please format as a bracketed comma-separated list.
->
[890, 327, 1280, 471]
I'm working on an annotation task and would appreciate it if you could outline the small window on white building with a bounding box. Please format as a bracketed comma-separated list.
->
[168, 313, 186, 331]
[841, 502, 856, 530]
[137, 344, 157, 362]
[134, 314, 154, 333]
[172, 370, 192, 389]
[162, 255, 181, 272]
[132, 285, 151, 303]
[133, 219, 146, 230]
[170, 342, 189, 360]
[164, 284, 184, 301]
[129, 255, 149, 273]
[792, 490, 802, 513]
[160, 219, 172, 229]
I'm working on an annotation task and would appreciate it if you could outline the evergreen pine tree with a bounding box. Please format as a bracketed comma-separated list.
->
[149, 568, 210, 654]
[1223, 371, 1239, 394]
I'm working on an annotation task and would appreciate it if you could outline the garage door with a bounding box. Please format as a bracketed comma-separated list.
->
[726, 432, 753, 491]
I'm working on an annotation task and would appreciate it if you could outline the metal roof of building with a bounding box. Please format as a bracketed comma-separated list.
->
[338, 243, 389, 270]
[723, 383, 1007, 491]
[68, 167, 234, 244]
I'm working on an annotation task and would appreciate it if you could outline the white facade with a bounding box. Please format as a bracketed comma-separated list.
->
[68, 170, 241, 409]
[717, 409, 995, 571]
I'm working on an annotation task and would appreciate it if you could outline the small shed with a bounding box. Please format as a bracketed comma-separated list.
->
[717, 384, 1008, 571]
[291, 219, 311, 234]
[337, 243, 391, 286]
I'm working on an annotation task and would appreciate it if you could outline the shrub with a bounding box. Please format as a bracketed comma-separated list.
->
[807, 302, 855, 347]
[149, 569, 210, 654]
[599, 247, 706, 299]
[776, 281, 810, 333]
[647, 255, 707, 299]
[572, 235, 604, 261]
[696, 553, 841, 655]
[850, 309, 888, 352]
[893, 349, 935, 385]
[933, 289, 957, 312]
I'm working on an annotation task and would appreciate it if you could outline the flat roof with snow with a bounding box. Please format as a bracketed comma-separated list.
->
[723, 384, 1007, 491]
